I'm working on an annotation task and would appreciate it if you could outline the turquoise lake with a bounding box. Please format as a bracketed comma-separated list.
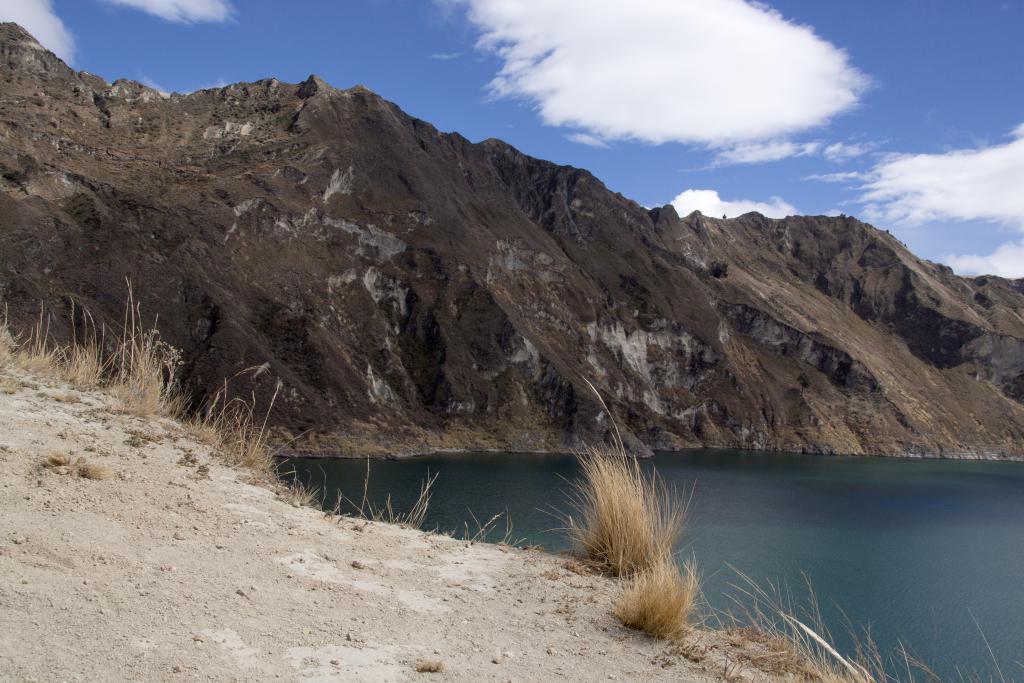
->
[279, 450, 1024, 676]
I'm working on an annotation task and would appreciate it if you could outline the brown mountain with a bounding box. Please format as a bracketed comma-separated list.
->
[2, 22, 1023, 457]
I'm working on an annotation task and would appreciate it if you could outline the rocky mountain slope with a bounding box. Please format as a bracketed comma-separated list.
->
[2, 22, 1024, 456]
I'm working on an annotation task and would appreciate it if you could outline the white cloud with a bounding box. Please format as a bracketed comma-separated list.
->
[947, 241, 1024, 278]
[861, 123, 1024, 227]
[566, 132, 609, 148]
[804, 171, 867, 183]
[713, 140, 820, 166]
[141, 76, 170, 95]
[430, 52, 463, 60]
[0, 0, 75, 62]
[101, 0, 233, 23]
[823, 141, 877, 161]
[455, 0, 867, 146]
[670, 189, 796, 219]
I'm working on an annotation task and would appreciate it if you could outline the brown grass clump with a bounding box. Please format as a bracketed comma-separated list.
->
[0, 313, 12, 366]
[280, 478, 320, 508]
[60, 305, 105, 389]
[413, 659, 444, 673]
[77, 461, 114, 480]
[189, 375, 281, 478]
[615, 558, 699, 640]
[2, 290, 179, 418]
[41, 452, 114, 480]
[563, 384, 701, 641]
[567, 443, 684, 577]
[11, 310, 61, 375]
[3, 290, 292, 493]
[182, 416, 222, 448]
[108, 286, 181, 417]
[62, 336, 104, 388]
[43, 451, 74, 468]
[3, 291, 286, 488]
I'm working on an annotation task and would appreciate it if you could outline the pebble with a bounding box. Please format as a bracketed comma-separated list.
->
[172, 531, 185, 541]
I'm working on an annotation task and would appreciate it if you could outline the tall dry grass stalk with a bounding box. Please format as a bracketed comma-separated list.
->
[2, 290, 179, 417]
[329, 458, 438, 529]
[108, 284, 181, 417]
[566, 381, 698, 640]
[186, 373, 281, 477]
[280, 477, 321, 508]
[722, 569, 933, 683]
[566, 380, 686, 577]
[568, 443, 685, 576]
[10, 308, 61, 375]
[61, 304, 105, 389]
[615, 558, 699, 640]
[1, 290, 280, 483]
[0, 307, 13, 366]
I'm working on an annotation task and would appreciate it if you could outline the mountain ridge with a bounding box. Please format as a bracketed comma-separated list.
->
[2, 22, 1024, 457]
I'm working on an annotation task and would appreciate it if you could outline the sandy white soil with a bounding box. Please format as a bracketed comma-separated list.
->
[0, 367, 770, 682]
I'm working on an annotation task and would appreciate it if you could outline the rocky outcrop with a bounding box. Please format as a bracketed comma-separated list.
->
[2, 23, 1024, 457]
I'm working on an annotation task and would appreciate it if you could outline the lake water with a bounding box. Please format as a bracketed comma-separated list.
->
[279, 450, 1024, 675]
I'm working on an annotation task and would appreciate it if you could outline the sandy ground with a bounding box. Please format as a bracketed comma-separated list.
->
[0, 366, 776, 682]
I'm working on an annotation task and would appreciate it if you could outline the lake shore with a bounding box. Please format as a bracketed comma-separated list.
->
[281, 443, 1024, 463]
[0, 365, 791, 682]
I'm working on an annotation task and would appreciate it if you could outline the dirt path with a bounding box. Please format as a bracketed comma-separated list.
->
[0, 367, 769, 682]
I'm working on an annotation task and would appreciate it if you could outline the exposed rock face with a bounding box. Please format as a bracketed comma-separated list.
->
[2, 22, 1024, 457]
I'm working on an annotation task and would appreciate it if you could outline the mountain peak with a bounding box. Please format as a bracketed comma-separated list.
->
[0, 22, 38, 45]
[296, 74, 336, 99]
[0, 22, 73, 77]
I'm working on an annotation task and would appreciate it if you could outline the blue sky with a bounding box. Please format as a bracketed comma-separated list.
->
[5, 0, 1024, 276]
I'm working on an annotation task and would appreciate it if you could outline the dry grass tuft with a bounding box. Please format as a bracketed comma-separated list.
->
[2, 291, 179, 418]
[567, 443, 684, 577]
[723, 571, 909, 683]
[60, 305, 105, 389]
[280, 478, 320, 508]
[564, 383, 700, 642]
[330, 458, 438, 529]
[565, 384, 686, 577]
[41, 452, 114, 480]
[0, 311, 13, 366]
[182, 416, 222, 448]
[11, 310, 61, 375]
[413, 659, 444, 674]
[190, 376, 281, 478]
[62, 337, 104, 388]
[43, 451, 74, 468]
[108, 285, 181, 417]
[77, 461, 114, 480]
[3, 291, 286, 488]
[615, 558, 699, 640]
